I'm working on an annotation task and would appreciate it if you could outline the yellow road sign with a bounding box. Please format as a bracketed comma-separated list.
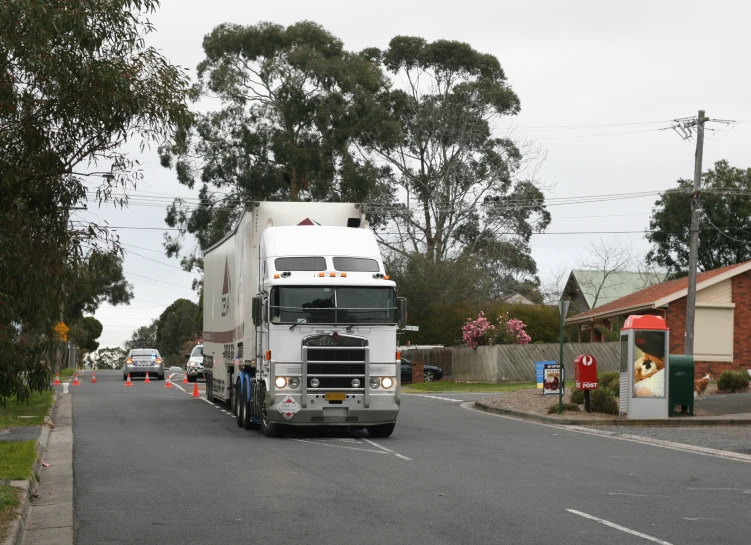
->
[54, 322, 69, 335]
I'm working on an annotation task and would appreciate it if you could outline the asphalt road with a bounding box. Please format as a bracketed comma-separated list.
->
[69, 371, 751, 545]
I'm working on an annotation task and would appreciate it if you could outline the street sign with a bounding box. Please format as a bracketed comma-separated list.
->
[54, 322, 69, 342]
[404, 325, 419, 331]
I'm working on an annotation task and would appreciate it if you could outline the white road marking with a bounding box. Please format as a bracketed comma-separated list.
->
[413, 394, 463, 402]
[688, 487, 751, 494]
[171, 383, 186, 392]
[466, 403, 751, 464]
[683, 518, 721, 521]
[567, 509, 674, 545]
[608, 493, 648, 497]
[362, 438, 412, 461]
[291, 439, 389, 455]
[199, 398, 215, 406]
[62, 383, 69, 395]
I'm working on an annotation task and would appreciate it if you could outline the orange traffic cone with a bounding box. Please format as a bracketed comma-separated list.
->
[164, 376, 173, 388]
[91, 373, 97, 384]
[192, 381, 200, 397]
[72, 373, 80, 386]
[53, 374, 61, 385]
[144, 372, 151, 384]
[124, 374, 133, 386]
[182, 373, 189, 384]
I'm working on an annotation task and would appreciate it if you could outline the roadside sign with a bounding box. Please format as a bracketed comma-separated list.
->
[404, 325, 419, 331]
[277, 395, 301, 420]
[543, 363, 565, 396]
[54, 322, 69, 342]
[536, 361, 555, 389]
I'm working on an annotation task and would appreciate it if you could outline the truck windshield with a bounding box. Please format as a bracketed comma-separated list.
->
[270, 287, 396, 325]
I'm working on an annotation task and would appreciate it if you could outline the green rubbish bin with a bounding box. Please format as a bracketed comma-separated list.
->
[669, 354, 695, 416]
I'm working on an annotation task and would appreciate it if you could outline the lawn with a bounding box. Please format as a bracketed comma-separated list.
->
[0, 484, 21, 542]
[0, 391, 54, 428]
[403, 381, 537, 393]
[59, 368, 77, 380]
[0, 441, 37, 481]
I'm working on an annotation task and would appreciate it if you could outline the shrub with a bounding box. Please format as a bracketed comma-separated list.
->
[716, 370, 750, 393]
[547, 402, 581, 414]
[461, 312, 496, 348]
[598, 372, 620, 397]
[570, 389, 585, 405]
[590, 388, 619, 414]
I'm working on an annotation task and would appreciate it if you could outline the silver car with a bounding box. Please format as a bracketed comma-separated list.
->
[185, 344, 204, 382]
[123, 348, 164, 380]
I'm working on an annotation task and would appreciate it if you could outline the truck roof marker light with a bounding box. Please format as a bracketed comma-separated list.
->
[341, 273, 347, 277]
[329, 272, 336, 277]
[265, 350, 271, 361]
[384, 275, 390, 280]
[396, 351, 401, 360]
[318, 272, 325, 277]
[274, 273, 280, 279]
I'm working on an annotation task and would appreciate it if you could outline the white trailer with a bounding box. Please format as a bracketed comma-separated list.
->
[202, 202, 405, 437]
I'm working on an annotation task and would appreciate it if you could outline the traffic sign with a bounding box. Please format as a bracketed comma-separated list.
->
[54, 322, 69, 342]
[404, 325, 419, 332]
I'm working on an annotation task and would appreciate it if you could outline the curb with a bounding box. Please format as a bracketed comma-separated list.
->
[1, 391, 58, 545]
[472, 400, 751, 427]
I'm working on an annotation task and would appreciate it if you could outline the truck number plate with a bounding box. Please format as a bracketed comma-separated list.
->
[325, 392, 346, 401]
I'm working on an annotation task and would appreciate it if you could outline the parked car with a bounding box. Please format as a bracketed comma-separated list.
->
[185, 344, 205, 382]
[400, 357, 443, 383]
[123, 348, 164, 380]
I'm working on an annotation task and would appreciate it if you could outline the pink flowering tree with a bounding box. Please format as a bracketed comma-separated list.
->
[461, 311, 496, 348]
[494, 312, 532, 345]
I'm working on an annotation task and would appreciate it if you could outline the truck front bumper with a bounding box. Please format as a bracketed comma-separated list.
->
[267, 393, 398, 426]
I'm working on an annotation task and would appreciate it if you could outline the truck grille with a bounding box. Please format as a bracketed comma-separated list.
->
[303, 334, 368, 392]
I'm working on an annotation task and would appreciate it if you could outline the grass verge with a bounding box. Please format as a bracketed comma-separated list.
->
[0, 484, 22, 542]
[59, 368, 77, 380]
[403, 381, 537, 393]
[0, 441, 37, 481]
[0, 391, 54, 428]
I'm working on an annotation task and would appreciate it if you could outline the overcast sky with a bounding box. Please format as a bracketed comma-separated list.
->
[87, 0, 751, 348]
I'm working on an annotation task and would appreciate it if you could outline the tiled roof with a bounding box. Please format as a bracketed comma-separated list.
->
[566, 261, 751, 323]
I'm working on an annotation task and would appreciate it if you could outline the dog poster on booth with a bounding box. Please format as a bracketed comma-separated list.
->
[633, 330, 667, 398]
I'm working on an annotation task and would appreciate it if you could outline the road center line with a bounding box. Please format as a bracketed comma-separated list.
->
[567, 509, 674, 545]
[362, 438, 412, 461]
[291, 439, 389, 455]
[609, 493, 648, 497]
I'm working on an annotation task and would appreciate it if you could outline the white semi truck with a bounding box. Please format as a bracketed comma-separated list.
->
[202, 202, 405, 437]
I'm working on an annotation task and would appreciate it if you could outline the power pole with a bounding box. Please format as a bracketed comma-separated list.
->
[684, 110, 707, 356]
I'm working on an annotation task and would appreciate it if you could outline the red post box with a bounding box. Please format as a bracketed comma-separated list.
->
[574, 354, 598, 390]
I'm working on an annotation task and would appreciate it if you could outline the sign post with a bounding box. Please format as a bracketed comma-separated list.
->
[557, 300, 570, 414]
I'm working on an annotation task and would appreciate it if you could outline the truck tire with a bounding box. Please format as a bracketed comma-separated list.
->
[235, 379, 244, 427]
[205, 374, 214, 403]
[242, 380, 260, 430]
[259, 384, 281, 438]
[367, 423, 396, 438]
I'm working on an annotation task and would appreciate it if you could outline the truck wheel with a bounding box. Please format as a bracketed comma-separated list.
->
[367, 423, 396, 438]
[205, 374, 214, 403]
[259, 384, 281, 438]
[235, 379, 244, 427]
[243, 380, 260, 430]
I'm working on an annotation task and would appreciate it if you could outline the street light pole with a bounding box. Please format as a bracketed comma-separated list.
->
[558, 299, 570, 414]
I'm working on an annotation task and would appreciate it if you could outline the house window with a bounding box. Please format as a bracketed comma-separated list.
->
[694, 305, 734, 362]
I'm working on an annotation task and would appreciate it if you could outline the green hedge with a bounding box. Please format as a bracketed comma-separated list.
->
[716, 370, 750, 393]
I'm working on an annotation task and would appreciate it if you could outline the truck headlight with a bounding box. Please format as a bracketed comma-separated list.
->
[310, 378, 320, 388]
[381, 377, 394, 389]
[369, 377, 380, 389]
[275, 377, 287, 389]
[288, 377, 300, 389]
[351, 379, 361, 388]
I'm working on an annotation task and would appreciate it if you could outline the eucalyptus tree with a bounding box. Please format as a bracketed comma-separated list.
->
[159, 21, 392, 267]
[358, 37, 550, 263]
[0, 0, 190, 403]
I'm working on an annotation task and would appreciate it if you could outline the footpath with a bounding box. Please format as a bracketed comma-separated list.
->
[0, 380, 74, 545]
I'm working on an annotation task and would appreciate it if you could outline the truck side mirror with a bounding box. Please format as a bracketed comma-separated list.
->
[252, 296, 263, 327]
[397, 297, 407, 329]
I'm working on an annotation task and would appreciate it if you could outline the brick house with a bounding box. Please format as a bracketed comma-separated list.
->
[565, 261, 751, 378]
